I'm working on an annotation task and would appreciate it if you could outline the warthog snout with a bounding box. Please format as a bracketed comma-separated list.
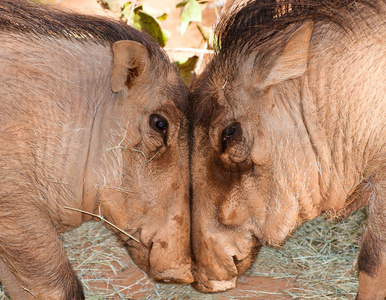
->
[191, 223, 260, 292]
[125, 223, 194, 285]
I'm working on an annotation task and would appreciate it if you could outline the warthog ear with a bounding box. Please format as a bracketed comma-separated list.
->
[262, 21, 314, 88]
[111, 40, 150, 93]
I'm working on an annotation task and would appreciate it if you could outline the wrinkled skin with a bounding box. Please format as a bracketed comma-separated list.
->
[190, 3, 385, 298]
[98, 41, 192, 285]
[0, 2, 192, 299]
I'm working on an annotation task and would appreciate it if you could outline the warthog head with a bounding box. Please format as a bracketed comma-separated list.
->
[97, 40, 193, 284]
[190, 2, 320, 292]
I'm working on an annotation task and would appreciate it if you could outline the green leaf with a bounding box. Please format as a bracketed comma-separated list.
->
[174, 56, 198, 84]
[176, 0, 189, 9]
[120, 2, 142, 24]
[179, 0, 202, 35]
[196, 24, 212, 42]
[157, 13, 168, 21]
[98, 0, 121, 13]
[133, 11, 169, 47]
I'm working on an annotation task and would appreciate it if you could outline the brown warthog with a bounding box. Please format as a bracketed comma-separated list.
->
[0, 0, 192, 299]
[190, 0, 385, 298]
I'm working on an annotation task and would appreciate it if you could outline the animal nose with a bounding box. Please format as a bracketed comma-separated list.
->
[192, 254, 238, 293]
[218, 199, 249, 226]
[141, 210, 193, 285]
[191, 223, 258, 292]
[193, 274, 238, 293]
[152, 265, 193, 284]
[192, 244, 257, 293]
[193, 242, 260, 293]
[149, 238, 194, 284]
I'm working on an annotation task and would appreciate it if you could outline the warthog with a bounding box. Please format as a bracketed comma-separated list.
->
[190, 0, 385, 298]
[0, 0, 192, 299]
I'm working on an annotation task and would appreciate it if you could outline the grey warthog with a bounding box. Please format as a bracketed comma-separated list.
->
[189, 0, 385, 298]
[0, 0, 192, 299]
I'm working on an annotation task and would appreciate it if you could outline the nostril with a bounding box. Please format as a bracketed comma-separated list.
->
[232, 241, 262, 275]
[231, 254, 250, 276]
[232, 255, 241, 266]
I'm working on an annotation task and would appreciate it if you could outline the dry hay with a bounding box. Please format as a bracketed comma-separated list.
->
[0, 207, 366, 299]
[0, 284, 7, 300]
[248, 207, 367, 299]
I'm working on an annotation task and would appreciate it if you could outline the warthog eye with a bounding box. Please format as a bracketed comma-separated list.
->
[221, 122, 240, 151]
[222, 123, 238, 141]
[150, 114, 168, 143]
